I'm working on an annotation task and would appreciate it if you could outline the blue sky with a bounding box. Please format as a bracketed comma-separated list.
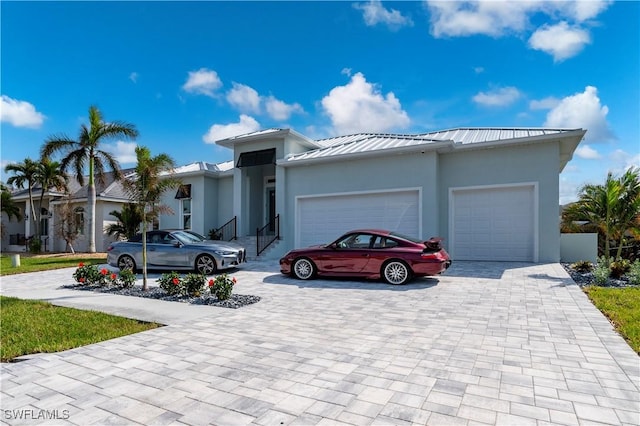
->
[1, 0, 638, 204]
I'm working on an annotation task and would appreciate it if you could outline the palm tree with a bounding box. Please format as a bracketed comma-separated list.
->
[35, 158, 68, 237]
[124, 146, 180, 290]
[1, 183, 21, 221]
[5, 158, 39, 234]
[41, 105, 138, 252]
[105, 203, 146, 240]
[564, 167, 640, 262]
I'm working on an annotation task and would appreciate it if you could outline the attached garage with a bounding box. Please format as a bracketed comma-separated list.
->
[450, 184, 537, 262]
[296, 189, 420, 248]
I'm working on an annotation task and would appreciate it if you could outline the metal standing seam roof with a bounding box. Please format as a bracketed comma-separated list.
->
[284, 127, 581, 163]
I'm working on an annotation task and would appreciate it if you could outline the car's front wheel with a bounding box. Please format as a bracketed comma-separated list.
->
[383, 260, 411, 285]
[117, 255, 136, 272]
[196, 254, 217, 275]
[292, 258, 316, 280]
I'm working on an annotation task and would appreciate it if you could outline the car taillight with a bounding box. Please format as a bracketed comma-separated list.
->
[107, 246, 113, 252]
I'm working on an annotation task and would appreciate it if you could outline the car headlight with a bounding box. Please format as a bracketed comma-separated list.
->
[215, 250, 236, 256]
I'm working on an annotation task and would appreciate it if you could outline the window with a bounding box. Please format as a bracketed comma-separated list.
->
[182, 198, 191, 230]
[74, 207, 85, 235]
[336, 233, 375, 249]
[40, 208, 49, 236]
[236, 148, 276, 168]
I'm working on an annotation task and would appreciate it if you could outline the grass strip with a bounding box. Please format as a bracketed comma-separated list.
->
[1, 255, 106, 276]
[0, 296, 160, 362]
[583, 286, 640, 354]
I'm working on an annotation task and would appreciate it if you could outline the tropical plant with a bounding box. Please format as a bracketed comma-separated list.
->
[563, 167, 640, 262]
[5, 158, 39, 235]
[209, 274, 236, 300]
[182, 273, 206, 297]
[1, 183, 21, 221]
[105, 203, 146, 240]
[34, 158, 68, 237]
[158, 271, 183, 295]
[41, 106, 138, 253]
[55, 194, 80, 253]
[123, 146, 180, 290]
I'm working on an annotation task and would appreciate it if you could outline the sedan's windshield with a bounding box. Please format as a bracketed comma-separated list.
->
[172, 231, 203, 244]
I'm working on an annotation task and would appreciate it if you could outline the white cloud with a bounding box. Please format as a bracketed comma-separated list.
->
[182, 68, 222, 97]
[353, 1, 413, 30]
[544, 86, 613, 142]
[129, 72, 138, 83]
[529, 22, 591, 62]
[104, 141, 138, 165]
[425, 1, 610, 60]
[321, 72, 410, 134]
[265, 96, 304, 121]
[473, 66, 484, 74]
[575, 144, 601, 160]
[203, 115, 261, 144]
[226, 83, 261, 113]
[610, 149, 640, 174]
[0, 96, 45, 128]
[472, 86, 521, 107]
[529, 96, 560, 110]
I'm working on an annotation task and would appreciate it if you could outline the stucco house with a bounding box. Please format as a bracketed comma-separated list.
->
[2, 127, 585, 261]
[2, 170, 132, 253]
[158, 127, 586, 263]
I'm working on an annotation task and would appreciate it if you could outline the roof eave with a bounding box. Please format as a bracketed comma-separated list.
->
[278, 141, 453, 168]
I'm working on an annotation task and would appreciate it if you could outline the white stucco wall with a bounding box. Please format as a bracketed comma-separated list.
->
[438, 142, 560, 262]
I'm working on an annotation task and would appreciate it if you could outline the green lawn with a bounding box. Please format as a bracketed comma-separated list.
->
[0, 296, 160, 362]
[1, 254, 106, 276]
[583, 286, 640, 354]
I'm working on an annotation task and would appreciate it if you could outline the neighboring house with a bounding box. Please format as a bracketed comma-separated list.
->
[159, 127, 586, 263]
[1, 169, 134, 253]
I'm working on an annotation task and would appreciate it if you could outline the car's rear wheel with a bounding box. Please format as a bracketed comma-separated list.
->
[382, 260, 411, 285]
[292, 258, 316, 280]
[118, 255, 136, 272]
[196, 254, 217, 275]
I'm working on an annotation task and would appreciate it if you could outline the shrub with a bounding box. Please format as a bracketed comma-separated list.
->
[627, 260, 640, 285]
[28, 238, 42, 254]
[208, 229, 222, 240]
[158, 271, 183, 296]
[593, 264, 610, 285]
[610, 258, 631, 279]
[209, 274, 236, 300]
[183, 273, 205, 297]
[108, 269, 136, 289]
[73, 263, 101, 285]
[571, 260, 593, 273]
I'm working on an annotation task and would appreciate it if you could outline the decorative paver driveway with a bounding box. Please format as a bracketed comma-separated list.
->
[1, 261, 638, 425]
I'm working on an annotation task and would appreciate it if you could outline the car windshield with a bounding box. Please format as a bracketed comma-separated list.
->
[171, 231, 204, 244]
[389, 232, 422, 244]
[184, 231, 207, 241]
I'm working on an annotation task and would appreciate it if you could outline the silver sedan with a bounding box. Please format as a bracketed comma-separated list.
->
[107, 230, 246, 275]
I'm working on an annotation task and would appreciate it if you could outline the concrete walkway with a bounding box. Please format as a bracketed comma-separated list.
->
[1, 261, 638, 425]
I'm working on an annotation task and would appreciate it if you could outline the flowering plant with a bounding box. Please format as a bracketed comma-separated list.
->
[158, 271, 183, 295]
[107, 268, 136, 289]
[210, 274, 236, 300]
[182, 273, 206, 297]
[73, 263, 101, 285]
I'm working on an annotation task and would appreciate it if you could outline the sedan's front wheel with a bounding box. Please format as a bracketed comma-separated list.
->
[292, 258, 316, 280]
[383, 260, 411, 285]
[196, 254, 217, 275]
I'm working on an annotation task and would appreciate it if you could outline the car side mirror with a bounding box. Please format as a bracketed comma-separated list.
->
[172, 240, 181, 247]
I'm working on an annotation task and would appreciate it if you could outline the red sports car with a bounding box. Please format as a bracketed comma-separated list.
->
[280, 229, 451, 285]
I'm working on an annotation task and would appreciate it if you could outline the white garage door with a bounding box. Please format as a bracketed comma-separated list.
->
[297, 190, 419, 248]
[451, 185, 535, 261]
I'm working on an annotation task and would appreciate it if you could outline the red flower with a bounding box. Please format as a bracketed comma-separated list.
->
[232, 277, 237, 285]
[79, 277, 85, 283]
[110, 273, 117, 280]
[100, 268, 108, 275]
[208, 279, 214, 287]
[78, 262, 84, 267]
[172, 277, 180, 285]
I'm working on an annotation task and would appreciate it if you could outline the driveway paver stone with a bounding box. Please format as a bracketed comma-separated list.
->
[1, 261, 638, 425]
